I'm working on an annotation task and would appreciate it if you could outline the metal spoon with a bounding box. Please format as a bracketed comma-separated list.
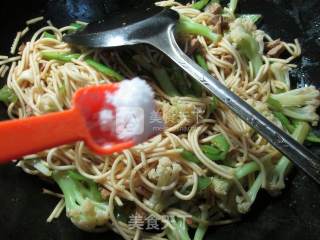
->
[63, 7, 320, 183]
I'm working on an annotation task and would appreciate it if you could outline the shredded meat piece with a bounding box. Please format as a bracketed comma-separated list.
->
[188, 38, 201, 55]
[213, 16, 223, 34]
[18, 43, 25, 54]
[222, 54, 234, 64]
[266, 39, 285, 57]
[100, 189, 110, 200]
[206, 3, 222, 15]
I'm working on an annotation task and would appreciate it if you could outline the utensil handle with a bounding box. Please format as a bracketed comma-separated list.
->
[148, 27, 320, 184]
[0, 109, 87, 163]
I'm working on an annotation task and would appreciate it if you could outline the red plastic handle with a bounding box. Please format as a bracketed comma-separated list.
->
[0, 109, 87, 163]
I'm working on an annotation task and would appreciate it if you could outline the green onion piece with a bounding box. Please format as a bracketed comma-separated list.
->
[267, 97, 283, 112]
[198, 176, 211, 191]
[0, 85, 17, 105]
[273, 111, 295, 133]
[238, 14, 262, 23]
[177, 16, 222, 43]
[195, 53, 209, 71]
[152, 68, 180, 96]
[212, 134, 230, 152]
[201, 145, 225, 161]
[181, 150, 201, 164]
[192, 0, 210, 10]
[43, 32, 56, 39]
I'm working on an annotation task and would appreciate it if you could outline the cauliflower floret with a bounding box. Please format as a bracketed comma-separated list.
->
[145, 157, 182, 212]
[161, 97, 205, 129]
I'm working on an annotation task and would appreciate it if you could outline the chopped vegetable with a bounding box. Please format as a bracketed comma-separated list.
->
[145, 157, 182, 212]
[40, 51, 124, 81]
[177, 16, 222, 43]
[0, 85, 17, 104]
[194, 205, 209, 240]
[43, 32, 56, 39]
[212, 134, 230, 152]
[272, 111, 295, 133]
[238, 14, 262, 24]
[306, 131, 320, 143]
[171, 67, 194, 96]
[267, 86, 320, 125]
[153, 68, 181, 96]
[195, 53, 209, 71]
[270, 62, 290, 90]
[201, 145, 225, 161]
[70, 22, 85, 30]
[192, 0, 210, 10]
[236, 172, 262, 213]
[52, 170, 109, 231]
[211, 175, 232, 196]
[229, 22, 263, 77]
[266, 97, 283, 112]
[181, 150, 201, 164]
[166, 217, 191, 240]
[266, 121, 310, 194]
[208, 96, 218, 113]
[235, 161, 260, 179]
[85, 59, 124, 81]
[198, 176, 212, 191]
[228, 0, 238, 14]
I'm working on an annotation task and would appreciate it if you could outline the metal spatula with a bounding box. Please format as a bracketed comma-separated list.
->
[63, 6, 320, 183]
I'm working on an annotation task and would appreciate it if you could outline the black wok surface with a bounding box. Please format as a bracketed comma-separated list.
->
[1, 0, 320, 239]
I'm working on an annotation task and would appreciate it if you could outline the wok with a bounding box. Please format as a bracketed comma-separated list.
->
[0, 0, 320, 239]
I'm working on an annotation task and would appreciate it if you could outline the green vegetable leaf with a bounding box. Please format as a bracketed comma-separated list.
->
[43, 32, 56, 39]
[212, 134, 230, 152]
[201, 145, 225, 161]
[198, 176, 211, 191]
[181, 150, 201, 164]
[0, 85, 17, 105]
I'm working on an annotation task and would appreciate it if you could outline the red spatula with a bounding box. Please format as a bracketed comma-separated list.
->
[0, 82, 156, 163]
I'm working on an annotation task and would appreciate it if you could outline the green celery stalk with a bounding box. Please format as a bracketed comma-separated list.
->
[177, 16, 221, 43]
[152, 68, 180, 96]
[273, 111, 295, 133]
[192, 0, 210, 10]
[195, 53, 209, 71]
[40, 51, 123, 81]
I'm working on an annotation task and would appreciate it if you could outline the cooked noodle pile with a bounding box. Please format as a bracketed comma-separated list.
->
[1, 1, 319, 240]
